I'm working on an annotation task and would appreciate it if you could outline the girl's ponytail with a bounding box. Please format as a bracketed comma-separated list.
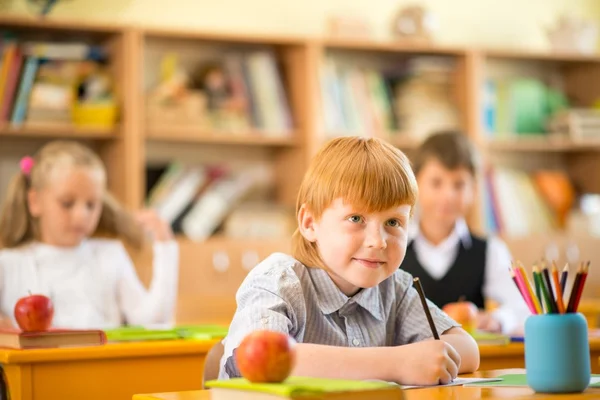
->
[0, 172, 35, 248]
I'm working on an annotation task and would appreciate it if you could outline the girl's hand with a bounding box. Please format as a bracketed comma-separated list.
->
[135, 209, 174, 242]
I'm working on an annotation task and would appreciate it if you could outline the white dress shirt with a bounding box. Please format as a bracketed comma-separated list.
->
[0, 238, 179, 330]
[408, 218, 528, 334]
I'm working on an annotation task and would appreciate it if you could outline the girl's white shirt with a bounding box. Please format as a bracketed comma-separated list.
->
[0, 238, 179, 330]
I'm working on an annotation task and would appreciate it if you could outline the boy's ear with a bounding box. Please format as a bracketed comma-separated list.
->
[27, 189, 42, 218]
[298, 204, 317, 242]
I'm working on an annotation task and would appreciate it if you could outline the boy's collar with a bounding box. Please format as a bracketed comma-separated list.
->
[307, 267, 384, 321]
[408, 216, 472, 250]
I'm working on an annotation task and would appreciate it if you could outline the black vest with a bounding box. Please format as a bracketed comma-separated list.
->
[401, 234, 487, 309]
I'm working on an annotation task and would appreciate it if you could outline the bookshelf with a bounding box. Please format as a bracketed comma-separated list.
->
[2, 15, 600, 324]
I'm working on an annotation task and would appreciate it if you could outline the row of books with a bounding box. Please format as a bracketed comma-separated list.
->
[146, 162, 293, 241]
[318, 56, 461, 141]
[148, 50, 293, 135]
[0, 38, 107, 126]
[225, 51, 293, 133]
[483, 166, 556, 236]
[481, 78, 569, 137]
[318, 58, 396, 137]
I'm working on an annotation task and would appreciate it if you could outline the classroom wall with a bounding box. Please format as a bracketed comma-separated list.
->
[2, 0, 600, 49]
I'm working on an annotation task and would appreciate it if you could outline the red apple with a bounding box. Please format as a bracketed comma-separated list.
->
[235, 330, 296, 383]
[442, 300, 478, 334]
[14, 294, 54, 332]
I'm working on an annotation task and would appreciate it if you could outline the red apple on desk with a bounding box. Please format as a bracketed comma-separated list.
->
[443, 299, 478, 334]
[235, 330, 296, 383]
[14, 294, 54, 332]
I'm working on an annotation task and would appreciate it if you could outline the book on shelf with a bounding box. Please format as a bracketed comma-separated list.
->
[0, 37, 111, 127]
[146, 162, 275, 240]
[483, 166, 556, 236]
[147, 50, 293, 137]
[318, 57, 396, 138]
[205, 377, 403, 400]
[0, 328, 106, 349]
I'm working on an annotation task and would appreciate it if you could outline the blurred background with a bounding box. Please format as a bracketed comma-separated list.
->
[2, 0, 600, 326]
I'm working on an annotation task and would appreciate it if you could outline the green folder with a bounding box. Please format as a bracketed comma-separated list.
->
[466, 374, 600, 388]
[205, 377, 398, 397]
[105, 325, 228, 342]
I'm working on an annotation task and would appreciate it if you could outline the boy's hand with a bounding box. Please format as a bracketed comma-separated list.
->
[135, 209, 174, 242]
[394, 339, 461, 385]
[477, 311, 502, 333]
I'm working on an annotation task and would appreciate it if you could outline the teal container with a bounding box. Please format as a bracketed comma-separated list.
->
[525, 313, 590, 393]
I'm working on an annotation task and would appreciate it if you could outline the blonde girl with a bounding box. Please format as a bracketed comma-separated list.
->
[0, 141, 179, 329]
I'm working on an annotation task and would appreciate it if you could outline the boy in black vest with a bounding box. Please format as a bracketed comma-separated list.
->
[401, 131, 526, 334]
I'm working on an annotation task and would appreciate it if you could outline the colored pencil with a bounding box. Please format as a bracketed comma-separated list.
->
[566, 264, 584, 313]
[413, 277, 439, 340]
[510, 266, 536, 314]
[533, 267, 553, 314]
[541, 266, 558, 313]
[572, 261, 590, 313]
[533, 264, 543, 311]
[552, 261, 565, 314]
[560, 263, 569, 293]
[516, 264, 541, 314]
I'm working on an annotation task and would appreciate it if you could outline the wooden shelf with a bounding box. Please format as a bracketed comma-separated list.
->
[320, 38, 466, 56]
[147, 126, 299, 147]
[0, 122, 119, 140]
[482, 49, 600, 63]
[482, 136, 600, 152]
[0, 14, 123, 35]
[143, 26, 305, 46]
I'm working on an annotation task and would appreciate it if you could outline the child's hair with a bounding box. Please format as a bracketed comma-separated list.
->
[292, 136, 418, 269]
[412, 130, 478, 176]
[0, 140, 144, 249]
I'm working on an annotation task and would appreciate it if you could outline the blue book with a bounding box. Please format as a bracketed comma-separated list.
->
[10, 56, 39, 126]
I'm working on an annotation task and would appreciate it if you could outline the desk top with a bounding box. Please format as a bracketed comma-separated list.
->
[132, 369, 600, 400]
[0, 338, 219, 364]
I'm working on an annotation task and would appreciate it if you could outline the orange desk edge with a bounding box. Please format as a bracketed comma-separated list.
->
[132, 369, 600, 400]
[0, 339, 220, 400]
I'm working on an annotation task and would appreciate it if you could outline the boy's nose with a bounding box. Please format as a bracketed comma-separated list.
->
[365, 226, 387, 249]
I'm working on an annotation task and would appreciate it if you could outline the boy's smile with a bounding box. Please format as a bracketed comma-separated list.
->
[299, 198, 411, 296]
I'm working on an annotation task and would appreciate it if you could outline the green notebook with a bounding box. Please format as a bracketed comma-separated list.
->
[205, 377, 399, 397]
[105, 325, 228, 342]
[465, 374, 600, 388]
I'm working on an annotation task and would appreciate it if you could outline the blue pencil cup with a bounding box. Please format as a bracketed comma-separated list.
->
[525, 313, 591, 393]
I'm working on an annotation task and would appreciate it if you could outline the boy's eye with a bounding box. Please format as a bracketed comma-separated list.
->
[386, 219, 401, 228]
[86, 201, 98, 211]
[348, 215, 363, 223]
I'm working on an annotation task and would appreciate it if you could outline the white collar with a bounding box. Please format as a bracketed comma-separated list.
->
[409, 216, 472, 250]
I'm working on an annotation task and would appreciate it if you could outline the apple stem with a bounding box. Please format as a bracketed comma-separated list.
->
[458, 295, 466, 302]
[28, 290, 32, 296]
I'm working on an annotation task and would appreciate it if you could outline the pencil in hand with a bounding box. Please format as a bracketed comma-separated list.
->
[413, 277, 440, 340]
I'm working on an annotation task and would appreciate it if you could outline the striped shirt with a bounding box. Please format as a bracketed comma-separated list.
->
[219, 253, 458, 379]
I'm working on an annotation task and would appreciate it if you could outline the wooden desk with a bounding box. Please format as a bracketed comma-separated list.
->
[132, 369, 600, 399]
[0, 339, 218, 400]
[479, 337, 600, 373]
